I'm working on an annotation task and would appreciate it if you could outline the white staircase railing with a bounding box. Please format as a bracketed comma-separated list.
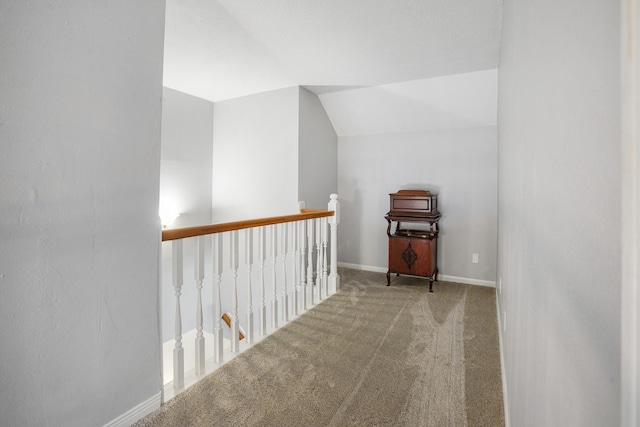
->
[161, 194, 340, 400]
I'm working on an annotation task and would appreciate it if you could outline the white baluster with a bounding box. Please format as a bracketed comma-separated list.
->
[172, 240, 184, 389]
[299, 220, 307, 312]
[307, 219, 315, 306]
[258, 227, 267, 336]
[315, 218, 322, 300]
[291, 221, 299, 316]
[280, 223, 289, 322]
[245, 228, 254, 344]
[328, 194, 341, 293]
[270, 224, 278, 328]
[194, 236, 205, 375]
[230, 230, 240, 353]
[322, 217, 329, 297]
[213, 233, 223, 363]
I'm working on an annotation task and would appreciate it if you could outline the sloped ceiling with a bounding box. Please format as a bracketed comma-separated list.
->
[163, 0, 503, 102]
[319, 69, 498, 136]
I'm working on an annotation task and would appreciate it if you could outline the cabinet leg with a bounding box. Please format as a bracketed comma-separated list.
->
[386, 271, 390, 286]
[429, 268, 438, 293]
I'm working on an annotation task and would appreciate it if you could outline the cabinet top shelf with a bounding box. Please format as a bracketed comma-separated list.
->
[385, 212, 442, 222]
[386, 210, 442, 218]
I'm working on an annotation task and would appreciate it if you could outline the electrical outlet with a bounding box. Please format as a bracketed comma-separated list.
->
[472, 253, 479, 264]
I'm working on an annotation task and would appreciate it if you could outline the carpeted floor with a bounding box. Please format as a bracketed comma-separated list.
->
[135, 268, 504, 426]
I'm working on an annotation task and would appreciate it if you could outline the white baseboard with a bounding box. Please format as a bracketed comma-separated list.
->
[337, 262, 496, 287]
[104, 392, 161, 427]
[439, 274, 496, 288]
[338, 262, 387, 273]
[496, 299, 511, 427]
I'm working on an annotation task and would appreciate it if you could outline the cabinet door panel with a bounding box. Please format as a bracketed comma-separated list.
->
[389, 236, 434, 277]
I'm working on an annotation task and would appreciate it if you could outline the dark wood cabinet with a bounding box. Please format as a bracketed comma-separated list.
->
[385, 190, 441, 292]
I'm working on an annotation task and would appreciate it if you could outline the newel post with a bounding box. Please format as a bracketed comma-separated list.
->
[328, 194, 340, 293]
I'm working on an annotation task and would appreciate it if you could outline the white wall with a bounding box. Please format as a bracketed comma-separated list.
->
[497, 0, 621, 425]
[0, 2, 165, 426]
[160, 87, 214, 228]
[325, 71, 498, 284]
[621, 1, 640, 424]
[160, 88, 214, 342]
[212, 87, 300, 222]
[338, 127, 497, 283]
[298, 87, 338, 209]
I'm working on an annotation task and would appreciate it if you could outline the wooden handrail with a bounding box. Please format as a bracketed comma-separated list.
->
[162, 210, 334, 242]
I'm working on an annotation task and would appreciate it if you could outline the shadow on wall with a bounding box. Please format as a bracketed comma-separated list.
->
[400, 183, 441, 195]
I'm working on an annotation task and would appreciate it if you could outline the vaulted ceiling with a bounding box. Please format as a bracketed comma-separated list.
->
[163, 0, 504, 103]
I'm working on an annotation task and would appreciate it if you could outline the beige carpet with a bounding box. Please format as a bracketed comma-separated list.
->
[135, 268, 504, 426]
